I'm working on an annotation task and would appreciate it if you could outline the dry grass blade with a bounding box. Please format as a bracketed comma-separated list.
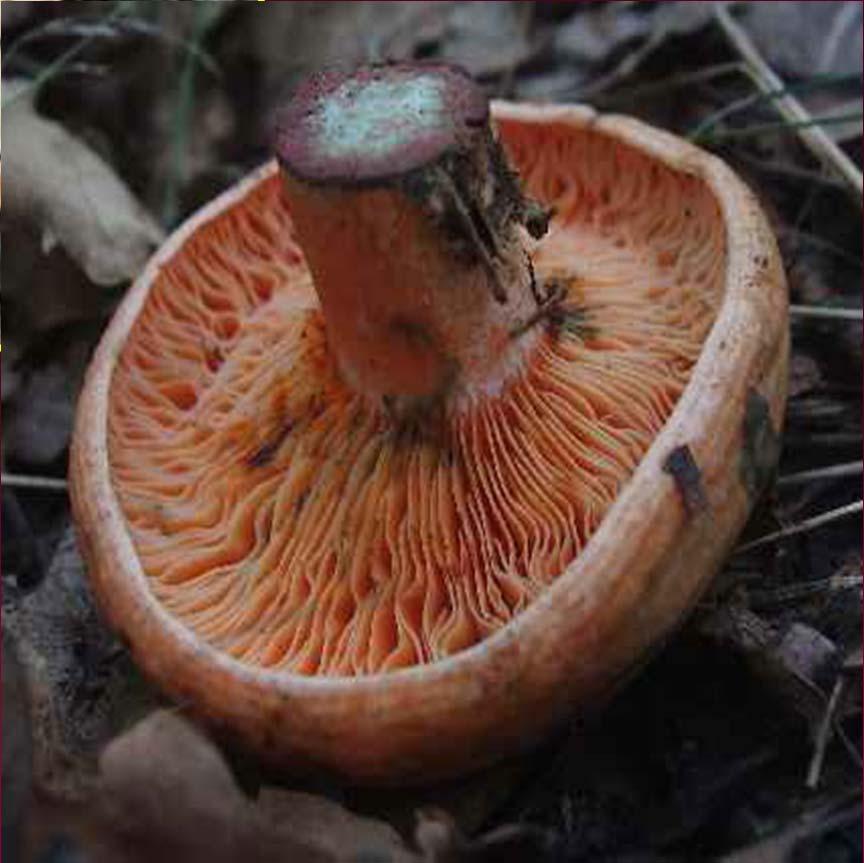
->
[806, 676, 846, 789]
[714, 5, 863, 200]
[699, 112, 863, 143]
[789, 304, 863, 322]
[1, 473, 69, 492]
[689, 73, 862, 142]
[747, 573, 863, 607]
[596, 61, 746, 105]
[777, 461, 863, 487]
[736, 501, 863, 553]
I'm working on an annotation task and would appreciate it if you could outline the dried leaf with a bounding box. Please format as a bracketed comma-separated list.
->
[553, 4, 652, 64]
[415, 807, 556, 862]
[3, 362, 78, 465]
[549, 2, 720, 97]
[27, 710, 420, 863]
[245, 2, 445, 111]
[2, 633, 33, 863]
[788, 353, 824, 399]
[3, 79, 163, 286]
[3, 526, 158, 799]
[700, 606, 841, 732]
[257, 788, 417, 862]
[98, 711, 248, 856]
[431, 2, 536, 78]
[772, 623, 840, 693]
[244, 1, 535, 119]
[741, 1, 863, 80]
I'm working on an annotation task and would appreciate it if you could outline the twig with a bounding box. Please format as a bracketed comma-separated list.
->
[2, 3, 130, 108]
[698, 111, 863, 143]
[577, 33, 664, 100]
[789, 304, 863, 322]
[719, 795, 862, 863]
[777, 461, 863, 487]
[806, 676, 846, 789]
[748, 574, 863, 607]
[2, 473, 69, 492]
[735, 501, 863, 552]
[714, 5, 863, 200]
[689, 73, 862, 141]
[592, 61, 747, 104]
[433, 166, 508, 303]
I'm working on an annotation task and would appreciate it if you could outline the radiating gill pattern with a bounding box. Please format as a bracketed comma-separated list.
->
[109, 125, 726, 675]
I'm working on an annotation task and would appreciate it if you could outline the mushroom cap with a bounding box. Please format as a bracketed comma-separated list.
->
[70, 103, 788, 783]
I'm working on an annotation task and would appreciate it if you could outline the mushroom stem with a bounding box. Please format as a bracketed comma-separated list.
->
[273, 64, 545, 414]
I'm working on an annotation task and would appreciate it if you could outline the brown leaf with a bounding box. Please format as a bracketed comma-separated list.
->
[414, 807, 555, 862]
[10, 529, 418, 861]
[256, 787, 418, 862]
[4, 361, 80, 465]
[97, 711, 249, 861]
[788, 353, 824, 399]
[430, 2, 536, 78]
[700, 606, 839, 732]
[741, 1, 862, 81]
[27, 710, 420, 863]
[244, 2, 444, 112]
[3, 526, 158, 799]
[3, 79, 163, 286]
[2, 633, 33, 863]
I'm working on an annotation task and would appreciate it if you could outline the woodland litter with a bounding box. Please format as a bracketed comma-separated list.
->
[2, 3, 860, 862]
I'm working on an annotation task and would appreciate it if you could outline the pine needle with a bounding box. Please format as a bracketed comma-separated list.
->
[790, 305, 863, 322]
[778, 461, 863, 487]
[736, 501, 863, 553]
[2, 473, 69, 492]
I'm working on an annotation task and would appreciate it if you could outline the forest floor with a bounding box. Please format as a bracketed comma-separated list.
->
[2, 3, 861, 862]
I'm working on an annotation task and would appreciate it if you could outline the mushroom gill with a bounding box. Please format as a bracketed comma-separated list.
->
[107, 116, 725, 676]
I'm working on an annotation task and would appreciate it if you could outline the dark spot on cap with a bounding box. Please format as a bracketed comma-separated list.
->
[247, 418, 295, 468]
[740, 388, 780, 499]
[663, 444, 708, 516]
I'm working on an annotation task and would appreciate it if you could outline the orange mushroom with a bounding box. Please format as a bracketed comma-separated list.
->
[70, 63, 788, 782]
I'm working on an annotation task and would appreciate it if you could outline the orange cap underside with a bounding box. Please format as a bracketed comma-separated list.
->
[109, 124, 725, 676]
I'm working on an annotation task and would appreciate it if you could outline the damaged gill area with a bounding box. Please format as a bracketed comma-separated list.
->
[107, 121, 725, 676]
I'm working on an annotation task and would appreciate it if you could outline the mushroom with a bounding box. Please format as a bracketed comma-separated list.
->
[70, 63, 788, 783]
